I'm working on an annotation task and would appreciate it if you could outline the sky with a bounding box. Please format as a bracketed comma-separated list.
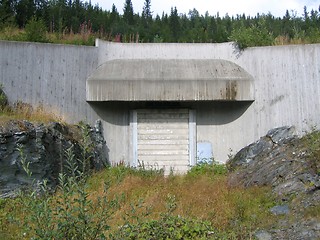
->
[90, 0, 320, 18]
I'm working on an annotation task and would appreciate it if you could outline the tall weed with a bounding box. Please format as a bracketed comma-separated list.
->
[302, 130, 320, 174]
[1, 146, 277, 239]
[187, 161, 228, 178]
[0, 101, 62, 124]
[15, 126, 111, 240]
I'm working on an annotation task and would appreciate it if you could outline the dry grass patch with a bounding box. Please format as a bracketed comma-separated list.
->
[0, 165, 278, 239]
[0, 102, 64, 126]
[86, 167, 277, 235]
[274, 35, 308, 45]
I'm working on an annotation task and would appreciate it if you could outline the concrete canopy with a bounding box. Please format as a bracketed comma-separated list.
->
[86, 59, 254, 102]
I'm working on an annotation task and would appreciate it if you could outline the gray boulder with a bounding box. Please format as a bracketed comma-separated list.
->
[227, 126, 320, 240]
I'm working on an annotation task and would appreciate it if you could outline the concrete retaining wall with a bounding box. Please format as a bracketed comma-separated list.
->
[95, 40, 320, 162]
[1, 39, 320, 164]
[0, 40, 99, 123]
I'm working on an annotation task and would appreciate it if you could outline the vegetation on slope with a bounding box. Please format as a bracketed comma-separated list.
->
[0, 87, 63, 125]
[302, 129, 320, 176]
[0, 0, 320, 48]
[0, 97, 276, 239]
[0, 87, 319, 239]
[0, 102, 64, 126]
[0, 162, 278, 239]
[1, 124, 320, 239]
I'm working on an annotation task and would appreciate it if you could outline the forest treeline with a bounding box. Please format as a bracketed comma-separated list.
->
[0, 0, 320, 48]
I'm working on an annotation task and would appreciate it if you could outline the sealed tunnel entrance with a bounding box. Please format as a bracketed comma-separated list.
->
[132, 109, 196, 175]
[87, 58, 254, 170]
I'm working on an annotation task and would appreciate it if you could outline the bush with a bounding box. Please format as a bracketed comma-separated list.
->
[187, 162, 227, 177]
[112, 193, 217, 240]
[16, 126, 111, 240]
[112, 215, 218, 240]
[229, 21, 274, 50]
[306, 27, 320, 43]
[24, 18, 48, 43]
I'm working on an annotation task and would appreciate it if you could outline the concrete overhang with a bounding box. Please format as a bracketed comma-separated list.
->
[86, 59, 254, 102]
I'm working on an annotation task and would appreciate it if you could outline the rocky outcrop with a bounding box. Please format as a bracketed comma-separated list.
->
[0, 120, 108, 198]
[227, 126, 320, 240]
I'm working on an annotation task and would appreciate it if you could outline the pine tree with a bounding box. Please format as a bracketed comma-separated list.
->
[15, 0, 36, 27]
[110, 3, 119, 26]
[141, 0, 153, 41]
[169, 6, 180, 42]
[123, 0, 134, 25]
[142, 0, 152, 20]
[0, 0, 16, 26]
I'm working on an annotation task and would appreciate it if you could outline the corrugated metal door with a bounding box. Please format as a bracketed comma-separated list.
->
[133, 109, 195, 175]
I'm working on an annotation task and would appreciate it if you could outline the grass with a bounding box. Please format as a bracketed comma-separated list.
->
[304, 205, 320, 219]
[302, 129, 320, 175]
[0, 102, 64, 126]
[1, 25, 320, 47]
[0, 84, 64, 127]
[1, 95, 318, 238]
[0, 25, 96, 46]
[0, 163, 278, 239]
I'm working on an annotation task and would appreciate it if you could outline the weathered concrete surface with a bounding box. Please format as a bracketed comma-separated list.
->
[0, 120, 108, 198]
[95, 40, 236, 64]
[94, 41, 320, 164]
[86, 59, 254, 101]
[228, 127, 320, 240]
[0, 40, 99, 124]
[1, 40, 320, 165]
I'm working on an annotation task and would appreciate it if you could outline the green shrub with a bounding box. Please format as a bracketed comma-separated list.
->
[112, 215, 217, 240]
[24, 17, 48, 43]
[306, 27, 320, 43]
[229, 21, 274, 50]
[2, 125, 278, 239]
[302, 130, 320, 174]
[16, 126, 111, 240]
[187, 162, 228, 177]
[113, 193, 217, 240]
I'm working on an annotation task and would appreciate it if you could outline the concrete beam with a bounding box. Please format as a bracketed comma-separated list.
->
[86, 59, 254, 101]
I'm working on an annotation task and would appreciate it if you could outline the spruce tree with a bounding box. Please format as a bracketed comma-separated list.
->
[142, 0, 152, 20]
[0, 0, 16, 26]
[169, 6, 180, 42]
[123, 0, 134, 25]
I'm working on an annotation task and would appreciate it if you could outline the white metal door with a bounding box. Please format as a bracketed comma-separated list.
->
[132, 109, 196, 175]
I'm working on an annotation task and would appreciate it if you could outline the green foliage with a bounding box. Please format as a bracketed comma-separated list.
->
[230, 20, 274, 50]
[0, 25, 24, 41]
[105, 163, 164, 184]
[153, 34, 163, 42]
[187, 162, 228, 177]
[0, 198, 17, 239]
[24, 17, 48, 42]
[17, 144, 32, 178]
[112, 193, 218, 240]
[304, 203, 320, 220]
[302, 129, 320, 174]
[1, 160, 278, 239]
[306, 27, 320, 43]
[0, 84, 8, 110]
[123, 0, 134, 25]
[112, 214, 217, 240]
[15, 128, 111, 240]
[1, 2, 320, 45]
